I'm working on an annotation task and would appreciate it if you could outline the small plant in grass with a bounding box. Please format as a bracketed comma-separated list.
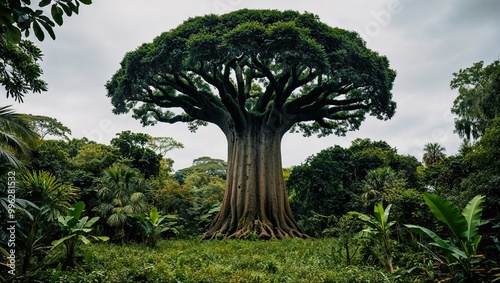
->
[324, 214, 364, 265]
[129, 206, 179, 248]
[51, 201, 109, 268]
[405, 193, 488, 282]
[350, 203, 396, 273]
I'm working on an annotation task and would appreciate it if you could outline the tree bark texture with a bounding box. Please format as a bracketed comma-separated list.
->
[203, 118, 308, 239]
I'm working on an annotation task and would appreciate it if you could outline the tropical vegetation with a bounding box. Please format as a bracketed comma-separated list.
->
[1, 6, 499, 283]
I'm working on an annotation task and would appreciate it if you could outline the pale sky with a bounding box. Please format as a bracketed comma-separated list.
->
[6, 0, 500, 170]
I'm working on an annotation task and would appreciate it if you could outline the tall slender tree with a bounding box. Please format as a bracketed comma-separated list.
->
[106, 10, 396, 239]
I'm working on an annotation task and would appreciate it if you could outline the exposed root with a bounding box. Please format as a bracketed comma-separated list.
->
[202, 219, 310, 240]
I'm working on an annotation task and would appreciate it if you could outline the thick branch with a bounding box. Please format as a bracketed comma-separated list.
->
[233, 62, 246, 111]
[192, 60, 247, 130]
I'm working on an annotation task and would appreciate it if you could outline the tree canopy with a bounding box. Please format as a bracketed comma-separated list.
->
[106, 9, 396, 138]
[25, 114, 72, 140]
[450, 59, 500, 140]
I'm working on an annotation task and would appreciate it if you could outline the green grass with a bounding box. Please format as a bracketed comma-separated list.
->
[45, 238, 407, 283]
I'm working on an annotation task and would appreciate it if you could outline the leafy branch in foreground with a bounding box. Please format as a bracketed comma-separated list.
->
[0, 0, 93, 43]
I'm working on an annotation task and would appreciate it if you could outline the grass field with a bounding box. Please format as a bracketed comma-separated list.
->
[40, 238, 420, 283]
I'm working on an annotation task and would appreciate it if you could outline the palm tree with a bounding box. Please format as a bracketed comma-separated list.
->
[361, 167, 401, 209]
[422, 142, 446, 166]
[0, 105, 39, 169]
[95, 164, 148, 241]
[17, 170, 79, 274]
[19, 170, 79, 222]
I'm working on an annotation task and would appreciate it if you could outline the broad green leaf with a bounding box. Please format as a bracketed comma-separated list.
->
[472, 235, 482, 253]
[32, 20, 45, 41]
[67, 1, 79, 14]
[349, 211, 380, 231]
[39, 20, 56, 40]
[57, 215, 66, 225]
[79, 235, 90, 245]
[68, 202, 85, 227]
[423, 193, 467, 241]
[405, 224, 467, 259]
[4, 25, 22, 44]
[94, 236, 109, 242]
[77, 216, 89, 228]
[59, 2, 73, 16]
[51, 234, 75, 248]
[79, 0, 92, 4]
[462, 195, 485, 240]
[39, 0, 51, 7]
[51, 4, 64, 26]
[150, 207, 159, 224]
[84, 216, 100, 228]
[69, 201, 85, 218]
[383, 204, 392, 226]
[69, 1, 79, 14]
[373, 203, 384, 226]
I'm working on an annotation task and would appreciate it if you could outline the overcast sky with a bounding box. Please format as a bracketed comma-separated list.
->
[7, 0, 500, 170]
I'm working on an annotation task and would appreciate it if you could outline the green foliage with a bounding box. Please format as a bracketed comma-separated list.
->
[147, 136, 184, 157]
[417, 154, 470, 200]
[0, 0, 92, 44]
[451, 59, 500, 140]
[29, 139, 72, 179]
[153, 168, 225, 237]
[325, 214, 365, 265]
[174, 156, 227, 184]
[129, 206, 178, 248]
[110, 131, 162, 178]
[287, 139, 420, 236]
[405, 193, 487, 281]
[95, 164, 148, 242]
[13, 170, 78, 274]
[52, 201, 109, 268]
[287, 145, 358, 236]
[1, 0, 91, 102]
[33, 239, 404, 282]
[19, 170, 79, 222]
[350, 203, 396, 272]
[71, 143, 119, 176]
[462, 117, 500, 225]
[360, 167, 407, 209]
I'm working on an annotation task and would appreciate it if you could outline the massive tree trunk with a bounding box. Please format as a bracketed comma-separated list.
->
[202, 117, 308, 239]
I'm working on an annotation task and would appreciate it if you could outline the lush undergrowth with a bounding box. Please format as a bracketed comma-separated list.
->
[32, 238, 420, 283]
